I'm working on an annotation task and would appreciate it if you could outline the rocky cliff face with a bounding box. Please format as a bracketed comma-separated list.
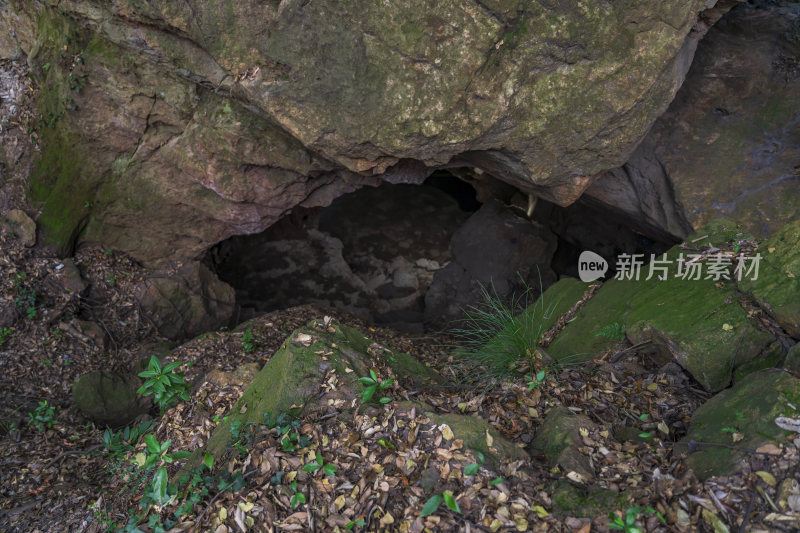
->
[0, 0, 736, 266]
[587, 1, 800, 240]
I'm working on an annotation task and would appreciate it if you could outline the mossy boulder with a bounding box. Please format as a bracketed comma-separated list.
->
[530, 405, 596, 482]
[739, 220, 800, 338]
[424, 411, 528, 464]
[785, 343, 800, 374]
[193, 319, 440, 467]
[545, 221, 774, 392]
[551, 480, 630, 518]
[682, 369, 800, 480]
[71, 370, 148, 427]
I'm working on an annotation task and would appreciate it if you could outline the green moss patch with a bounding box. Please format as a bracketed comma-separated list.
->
[682, 369, 800, 480]
[739, 220, 800, 338]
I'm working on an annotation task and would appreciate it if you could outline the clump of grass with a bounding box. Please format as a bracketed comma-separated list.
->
[449, 276, 562, 386]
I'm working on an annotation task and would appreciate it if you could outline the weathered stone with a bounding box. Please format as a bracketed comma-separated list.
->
[785, 344, 800, 374]
[424, 411, 528, 464]
[425, 200, 556, 327]
[682, 369, 800, 480]
[2, 209, 36, 247]
[135, 262, 235, 341]
[0, 304, 18, 328]
[189, 319, 441, 469]
[204, 362, 262, 389]
[53, 259, 88, 296]
[530, 405, 596, 482]
[739, 221, 800, 338]
[0, 0, 738, 265]
[587, 1, 800, 240]
[71, 370, 148, 427]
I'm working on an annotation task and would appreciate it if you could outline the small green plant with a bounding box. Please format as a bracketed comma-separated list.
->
[527, 369, 546, 390]
[358, 369, 394, 404]
[269, 413, 311, 452]
[595, 322, 626, 341]
[107, 273, 116, 285]
[137, 356, 192, 412]
[303, 451, 338, 476]
[14, 285, 38, 319]
[102, 421, 156, 458]
[290, 480, 306, 509]
[241, 328, 256, 353]
[345, 519, 367, 530]
[420, 491, 461, 517]
[463, 451, 485, 476]
[28, 400, 56, 432]
[0, 327, 12, 346]
[608, 506, 665, 532]
[489, 477, 504, 485]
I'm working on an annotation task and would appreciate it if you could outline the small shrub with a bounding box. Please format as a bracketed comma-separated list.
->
[358, 369, 393, 404]
[0, 327, 12, 346]
[241, 328, 256, 353]
[137, 356, 192, 412]
[28, 400, 56, 432]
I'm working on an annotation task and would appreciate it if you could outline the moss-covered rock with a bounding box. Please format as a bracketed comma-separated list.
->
[739, 220, 800, 338]
[682, 369, 800, 480]
[545, 221, 775, 392]
[71, 370, 147, 427]
[193, 319, 441, 467]
[424, 411, 528, 464]
[530, 405, 595, 481]
[551, 480, 630, 518]
[785, 343, 800, 374]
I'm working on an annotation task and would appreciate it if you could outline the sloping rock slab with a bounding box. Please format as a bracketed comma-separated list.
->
[545, 221, 774, 391]
[682, 369, 800, 480]
[739, 220, 800, 338]
[194, 320, 440, 465]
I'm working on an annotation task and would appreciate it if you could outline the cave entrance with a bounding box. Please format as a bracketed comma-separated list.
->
[210, 170, 675, 333]
[210, 172, 481, 332]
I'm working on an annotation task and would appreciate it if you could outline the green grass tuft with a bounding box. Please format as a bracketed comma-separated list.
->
[449, 275, 562, 386]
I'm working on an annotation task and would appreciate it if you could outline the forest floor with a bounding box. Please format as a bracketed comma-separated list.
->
[1, 223, 799, 533]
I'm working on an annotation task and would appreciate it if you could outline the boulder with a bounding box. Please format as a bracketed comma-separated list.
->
[72, 370, 148, 427]
[53, 259, 88, 296]
[135, 262, 236, 341]
[739, 220, 800, 338]
[425, 200, 556, 328]
[2, 209, 36, 247]
[1, 0, 737, 265]
[682, 369, 800, 479]
[586, 1, 800, 240]
[785, 344, 800, 374]
[530, 405, 596, 483]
